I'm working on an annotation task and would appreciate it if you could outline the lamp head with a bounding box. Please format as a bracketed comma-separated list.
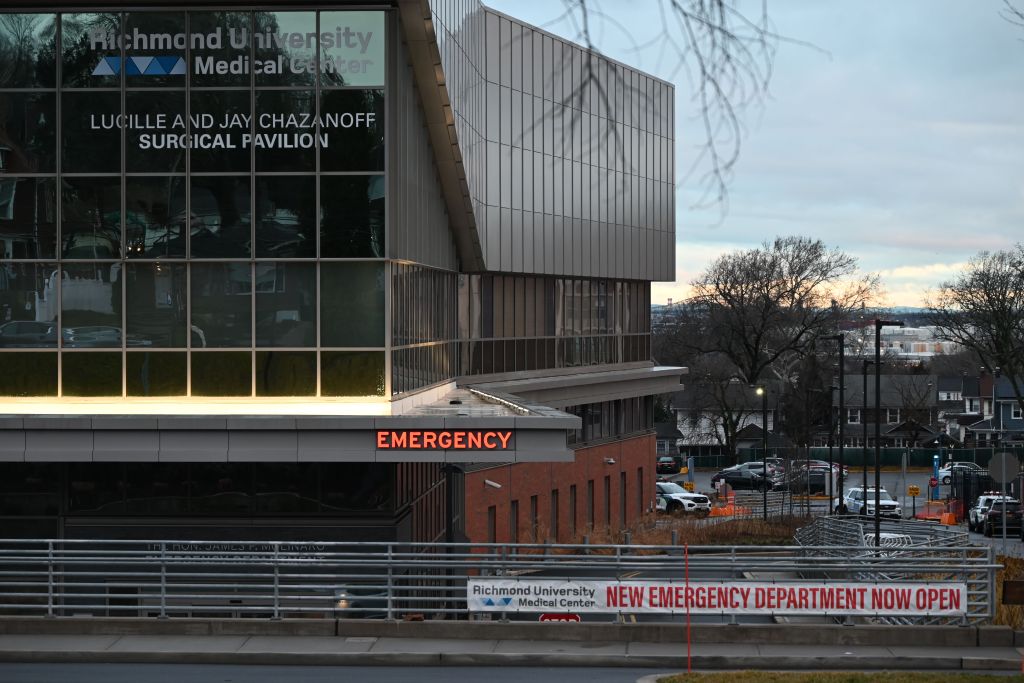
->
[755, 387, 765, 396]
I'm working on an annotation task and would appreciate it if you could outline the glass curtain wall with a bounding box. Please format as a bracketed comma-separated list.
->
[0, 9, 388, 397]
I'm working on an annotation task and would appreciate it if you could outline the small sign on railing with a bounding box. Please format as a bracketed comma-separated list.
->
[1003, 580, 1024, 605]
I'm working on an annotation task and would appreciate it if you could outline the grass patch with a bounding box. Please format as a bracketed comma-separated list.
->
[659, 673, 1024, 683]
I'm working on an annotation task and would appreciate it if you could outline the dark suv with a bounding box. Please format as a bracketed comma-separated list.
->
[656, 456, 679, 475]
[985, 502, 1022, 537]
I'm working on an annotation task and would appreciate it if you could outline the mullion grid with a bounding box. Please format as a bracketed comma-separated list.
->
[0, 7, 389, 399]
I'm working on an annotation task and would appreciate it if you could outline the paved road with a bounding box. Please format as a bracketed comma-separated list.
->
[0, 664, 665, 683]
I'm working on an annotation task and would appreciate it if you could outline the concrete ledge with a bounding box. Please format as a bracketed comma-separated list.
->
[977, 625, 1015, 647]
[0, 618, 334, 637]
[0, 618, 988, 648]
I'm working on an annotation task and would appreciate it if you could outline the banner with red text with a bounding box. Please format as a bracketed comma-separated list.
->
[466, 579, 967, 616]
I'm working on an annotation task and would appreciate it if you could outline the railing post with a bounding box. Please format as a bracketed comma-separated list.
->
[386, 544, 394, 621]
[624, 532, 631, 546]
[159, 542, 167, 620]
[46, 540, 54, 618]
[272, 542, 280, 621]
[671, 529, 679, 547]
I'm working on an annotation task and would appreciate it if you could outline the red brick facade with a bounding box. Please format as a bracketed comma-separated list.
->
[463, 433, 656, 544]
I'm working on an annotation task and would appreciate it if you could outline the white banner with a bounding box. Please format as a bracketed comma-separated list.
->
[467, 579, 968, 616]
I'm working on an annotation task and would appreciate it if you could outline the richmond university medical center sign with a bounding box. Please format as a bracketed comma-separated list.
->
[86, 14, 383, 151]
[467, 579, 968, 617]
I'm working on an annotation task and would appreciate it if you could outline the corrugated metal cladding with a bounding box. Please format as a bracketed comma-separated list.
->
[426, 0, 676, 282]
[389, 23, 459, 271]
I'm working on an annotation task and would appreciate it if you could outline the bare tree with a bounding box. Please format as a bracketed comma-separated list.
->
[889, 375, 937, 447]
[669, 236, 879, 385]
[1003, 0, 1024, 32]
[674, 353, 757, 458]
[927, 246, 1024, 417]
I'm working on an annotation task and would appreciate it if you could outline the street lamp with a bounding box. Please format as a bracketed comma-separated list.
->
[826, 334, 846, 510]
[755, 385, 768, 521]
[862, 359, 874, 498]
[874, 319, 904, 548]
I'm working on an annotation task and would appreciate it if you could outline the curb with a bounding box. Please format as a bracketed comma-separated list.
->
[0, 651, 1019, 670]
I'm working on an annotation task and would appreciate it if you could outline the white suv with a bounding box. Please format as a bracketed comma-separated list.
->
[656, 481, 711, 516]
[837, 487, 902, 518]
[968, 494, 1019, 533]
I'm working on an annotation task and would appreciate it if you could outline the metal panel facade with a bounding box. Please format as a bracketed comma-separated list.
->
[428, 0, 675, 281]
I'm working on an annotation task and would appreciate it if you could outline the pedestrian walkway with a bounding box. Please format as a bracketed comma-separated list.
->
[0, 633, 1021, 671]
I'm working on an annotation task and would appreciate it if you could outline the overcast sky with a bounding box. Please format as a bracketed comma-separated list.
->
[486, 0, 1024, 307]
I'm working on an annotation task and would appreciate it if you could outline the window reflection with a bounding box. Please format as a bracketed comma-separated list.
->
[0, 263, 57, 347]
[0, 352, 56, 395]
[62, 177, 121, 259]
[319, 11, 385, 88]
[61, 13, 120, 88]
[62, 91, 120, 173]
[255, 262, 315, 346]
[256, 351, 315, 396]
[0, 463, 59, 515]
[253, 11, 316, 87]
[124, 177, 186, 258]
[321, 350, 384, 397]
[189, 463, 250, 514]
[125, 263, 186, 347]
[190, 91, 250, 173]
[0, 177, 57, 258]
[253, 463, 319, 514]
[60, 263, 121, 348]
[126, 463, 188, 514]
[190, 176, 251, 258]
[0, 13, 57, 88]
[255, 91, 315, 172]
[124, 12, 185, 87]
[126, 351, 186, 396]
[126, 92, 186, 173]
[320, 262, 384, 347]
[0, 93, 55, 173]
[320, 175, 384, 258]
[62, 351, 121, 396]
[320, 90, 384, 171]
[68, 463, 125, 514]
[189, 11, 250, 88]
[254, 176, 315, 258]
[191, 263, 251, 347]
[191, 351, 251, 396]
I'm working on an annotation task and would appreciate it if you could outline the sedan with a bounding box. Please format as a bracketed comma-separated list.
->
[711, 463, 769, 491]
[937, 461, 984, 485]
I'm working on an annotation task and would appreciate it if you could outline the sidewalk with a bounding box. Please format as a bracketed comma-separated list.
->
[0, 633, 1021, 671]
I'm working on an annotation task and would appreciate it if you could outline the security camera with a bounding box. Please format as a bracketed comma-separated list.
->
[604, 458, 616, 465]
[484, 479, 502, 489]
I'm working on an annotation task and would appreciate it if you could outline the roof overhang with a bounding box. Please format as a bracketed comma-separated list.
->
[463, 364, 686, 406]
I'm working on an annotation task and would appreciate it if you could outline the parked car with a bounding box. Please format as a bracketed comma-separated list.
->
[656, 456, 679, 475]
[985, 501, 1023, 537]
[0, 320, 57, 347]
[711, 462, 771, 491]
[938, 461, 985, 485]
[655, 481, 710, 516]
[837, 487, 902, 518]
[969, 493, 1019, 533]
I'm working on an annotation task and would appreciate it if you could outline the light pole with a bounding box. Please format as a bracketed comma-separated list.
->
[826, 334, 846, 509]
[755, 385, 769, 521]
[862, 358, 873, 499]
[874, 319, 904, 547]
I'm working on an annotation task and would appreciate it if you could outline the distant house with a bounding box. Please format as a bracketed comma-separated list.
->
[669, 381, 779, 457]
[655, 422, 683, 457]
[831, 373, 940, 448]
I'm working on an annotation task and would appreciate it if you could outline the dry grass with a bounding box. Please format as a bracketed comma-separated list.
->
[659, 673, 1024, 683]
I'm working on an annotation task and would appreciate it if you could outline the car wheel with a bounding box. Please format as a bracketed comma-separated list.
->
[985, 523, 993, 538]
[667, 501, 682, 515]
[942, 476, 951, 485]
[968, 520, 975, 532]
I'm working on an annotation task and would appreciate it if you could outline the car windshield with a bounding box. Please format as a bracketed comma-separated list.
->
[659, 482, 686, 494]
[873, 490, 895, 502]
[658, 457, 675, 462]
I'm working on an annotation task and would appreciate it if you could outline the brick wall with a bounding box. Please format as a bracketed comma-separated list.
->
[463, 433, 656, 544]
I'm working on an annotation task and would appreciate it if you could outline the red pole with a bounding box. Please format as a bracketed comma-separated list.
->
[685, 542, 691, 673]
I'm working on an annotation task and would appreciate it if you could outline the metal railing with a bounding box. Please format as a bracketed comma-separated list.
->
[0, 538, 997, 624]
[795, 516, 992, 625]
